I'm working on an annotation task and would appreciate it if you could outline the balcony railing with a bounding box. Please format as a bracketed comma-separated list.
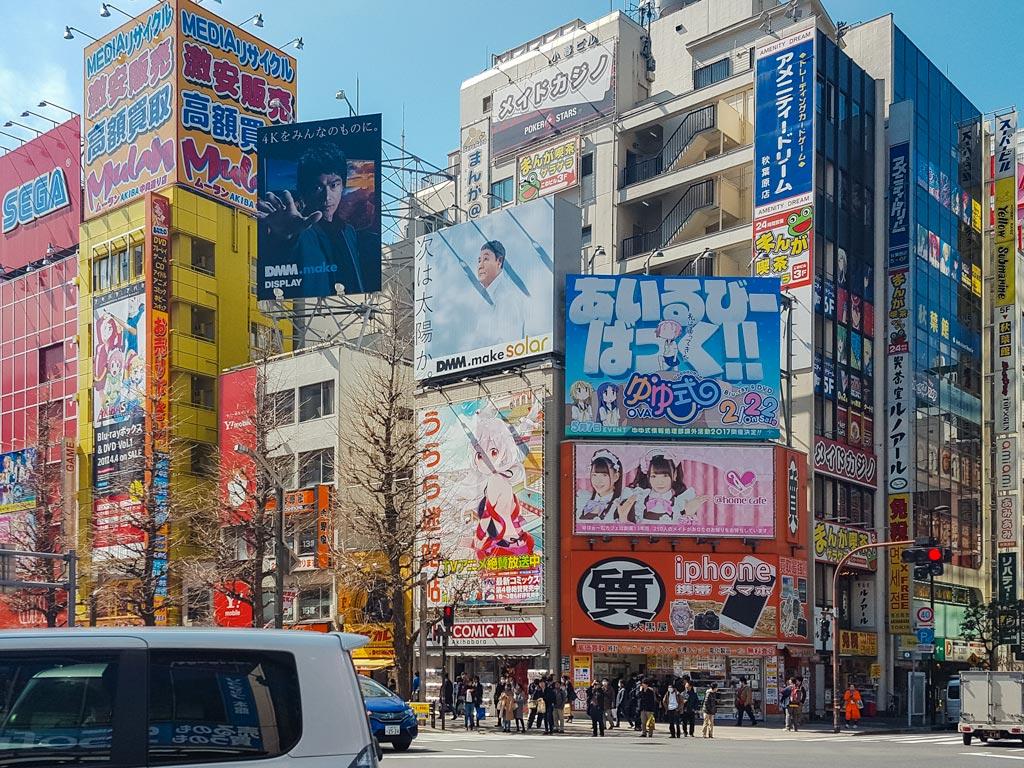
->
[620, 103, 717, 188]
[619, 178, 716, 261]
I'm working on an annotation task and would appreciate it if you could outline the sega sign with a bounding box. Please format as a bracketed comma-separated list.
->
[2, 168, 71, 233]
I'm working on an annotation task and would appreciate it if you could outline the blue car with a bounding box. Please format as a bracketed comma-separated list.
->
[360, 675, 418, 751]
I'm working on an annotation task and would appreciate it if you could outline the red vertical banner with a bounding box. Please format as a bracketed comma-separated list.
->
[146, 192, 171, 624]
[317, 484, 331, 569]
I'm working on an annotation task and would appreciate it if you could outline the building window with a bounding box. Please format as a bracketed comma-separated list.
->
[581, 225, 592, 249]
[92, 255, 110, 292]
[298, 448, 334, 487]
[297, 586, 332, 621]
[272, 455, 295, 489]
[489, 177, 514, 210]
[250, 322, 275, 354]
[298, 381, 335, 422]
[132, 242, 144, 277]
[482, 95, 492, 113]
[191, 237, 215, 275]
[581, 152, 595, 203]
[39, 343, 63, 383]
[190, 374, 216, 410]
[188, 441, 217, 477]
[693, 57, 730, 90]
[190, 305, 216, 342]
[271, 390, 295, 425]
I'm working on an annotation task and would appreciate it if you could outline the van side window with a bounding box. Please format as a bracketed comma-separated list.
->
[148, 650, 302, 765]
[0, 652, 121, 763]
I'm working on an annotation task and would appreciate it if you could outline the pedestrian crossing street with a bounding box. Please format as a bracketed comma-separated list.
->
[735, 730, 967, 746]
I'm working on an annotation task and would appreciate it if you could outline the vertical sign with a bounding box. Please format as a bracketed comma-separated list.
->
[999, 552, 1018, 606]
[752, 23, 815, 290]
[459, 119, 490, 221]
[147, 192, 171, 625]
[316, 484, 331, 569]
[998, 494, 1019, 550]
[995, 113, 1018, 444]
[62, 437, 76, 542]
[886, 102, 914, 636]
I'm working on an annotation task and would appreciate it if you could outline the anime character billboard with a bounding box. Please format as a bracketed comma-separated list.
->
[564, 275, 782, 439]
[0, 448, 36, 514]
[418, 390, 544, 607]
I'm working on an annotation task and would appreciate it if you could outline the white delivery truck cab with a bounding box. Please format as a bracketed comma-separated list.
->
[0, 628, 380, 767]
[959, 671, 1024, 745]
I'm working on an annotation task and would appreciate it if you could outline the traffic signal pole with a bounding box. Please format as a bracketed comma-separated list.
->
[832, 539, 915, 733]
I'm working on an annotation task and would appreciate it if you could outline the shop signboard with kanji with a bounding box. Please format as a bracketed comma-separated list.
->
[564, 274, 782, 439]
[516, 136, 579, 203]
[417, 389, 545, 607]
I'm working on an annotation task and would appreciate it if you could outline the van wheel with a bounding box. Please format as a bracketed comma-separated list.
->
[963, 733, 972, 746]
[393, 738, 413, 752]
[979, 735, 989, 743]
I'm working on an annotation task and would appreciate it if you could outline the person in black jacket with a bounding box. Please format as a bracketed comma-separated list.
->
[638, 679, 658, 737]
[587, 682, 607, 736]
[472, 676, 484, 728]
[681, 680, 700, 737]
[442, 674, 454, 720]
[543, 679, 558, 734]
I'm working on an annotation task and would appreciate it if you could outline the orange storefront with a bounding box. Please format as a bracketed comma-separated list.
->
[560, 443, 812, 718]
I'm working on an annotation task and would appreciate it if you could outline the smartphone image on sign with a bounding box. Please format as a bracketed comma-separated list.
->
[718, 555, 777, 637]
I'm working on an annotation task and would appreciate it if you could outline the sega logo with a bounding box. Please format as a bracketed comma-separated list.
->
[2, 168, 70, 233]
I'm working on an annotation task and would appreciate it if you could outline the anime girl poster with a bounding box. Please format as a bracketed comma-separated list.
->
[417, 389, 544, 607]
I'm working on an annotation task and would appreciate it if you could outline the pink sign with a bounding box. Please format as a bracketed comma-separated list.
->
[812, 436, 877, 488]
[571, 443, 776, 538]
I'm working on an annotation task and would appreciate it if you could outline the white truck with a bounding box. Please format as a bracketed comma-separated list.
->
[959, 671, 1024, 745]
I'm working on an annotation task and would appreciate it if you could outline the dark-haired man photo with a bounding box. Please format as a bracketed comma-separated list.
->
[477, 239, 525, 339]
[257, 143, 368, 296]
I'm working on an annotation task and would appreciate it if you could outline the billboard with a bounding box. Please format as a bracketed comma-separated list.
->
[751, 199, 812, 289]
[459, 119, 489, 221]
[219, 366, 258, 519]
[0, 448, 37, 514]
[516, 136, 579, 204]
[92, 281, 147, 496]
[813, 521, 877, 570]
[418, 389, 545, 607]
[256, 115, 382, 299]
[0, 119, 81, 272]
[566, 442, 777, 538]
[177, 0, 297, 211]
[567, 551, 808, 643]
[564, 275, 782, 439]
[491, 41, 614, 157]
[414, 196, 576, 381]
[83, 2, 176, 219]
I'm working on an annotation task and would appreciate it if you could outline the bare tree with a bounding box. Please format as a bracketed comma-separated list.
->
[1, 394, 71, 627]
[960, 600, 1002, 670]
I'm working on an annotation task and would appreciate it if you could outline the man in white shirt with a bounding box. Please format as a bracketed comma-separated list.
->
[478, 240, 526, 341]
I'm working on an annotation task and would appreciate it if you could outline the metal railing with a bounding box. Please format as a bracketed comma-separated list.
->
[619, 178, 716, 261]
[620, 103, 717, 188]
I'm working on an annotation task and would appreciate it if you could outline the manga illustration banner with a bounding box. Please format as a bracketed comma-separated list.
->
[177, 0, 297, 211]
[491, 41, 614, 157]
[566, 551, 809, 644]
[414, 197, 575, 381]
[0, 448, 37, 514]
[256, 115, 383, 299]
[567, 442, 776, 538]
[564, 275, 782, 439]
[751, 194, 812, 289]
[516, 135, 579, 203]
[418, 390, 544, 607]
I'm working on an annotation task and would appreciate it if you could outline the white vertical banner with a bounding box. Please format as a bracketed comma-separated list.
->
[996, 435, 1019, 491]
[459, 119, 490, 221]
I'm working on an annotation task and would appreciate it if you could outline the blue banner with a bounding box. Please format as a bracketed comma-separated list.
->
[564, 275, 782, 440]
[754, 29, 815, 208]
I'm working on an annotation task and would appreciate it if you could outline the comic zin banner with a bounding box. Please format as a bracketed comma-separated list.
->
[564, 275, 782, 439]
[418, 390, 544, 607]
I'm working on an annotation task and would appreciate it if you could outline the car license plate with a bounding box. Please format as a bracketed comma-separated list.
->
[385, 725, 401, 736]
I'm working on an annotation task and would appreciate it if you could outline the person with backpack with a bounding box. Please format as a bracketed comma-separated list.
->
[784, 677, 804, 731]
[701, 682, 718, 738]
[526, 679, 539, 730]
[735, 676, 757, 726]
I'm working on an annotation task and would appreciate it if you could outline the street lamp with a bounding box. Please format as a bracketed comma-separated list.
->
[234, 443, 287, 629]
[20, 110, 58, 128]
[240, 13, 264, 28]
[38, 101, 78, 117]
[335, 90, 356, 117]
[64, 25, 100, 42]
[99, 3, 132, 19]
[280, 36, 304, 50]
[0, 131, 25, 146]
[4, 121, 40, 137]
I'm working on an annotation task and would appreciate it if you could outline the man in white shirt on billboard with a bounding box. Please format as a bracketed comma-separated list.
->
[478, 240, 526, 341]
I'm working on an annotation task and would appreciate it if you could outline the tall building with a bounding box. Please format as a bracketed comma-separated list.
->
[76, 0, 293, 625]
[0, 118, 82, 628]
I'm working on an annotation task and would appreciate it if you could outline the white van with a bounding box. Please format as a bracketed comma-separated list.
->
[944, 676, 961, 726]
[0, 628, 379, 767]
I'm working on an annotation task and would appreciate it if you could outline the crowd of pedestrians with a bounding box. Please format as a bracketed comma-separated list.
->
[437, 671, 815, 739]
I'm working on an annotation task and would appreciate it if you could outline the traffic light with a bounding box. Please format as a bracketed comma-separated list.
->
[442, 605, 455, 630]
[901, 543, 953, 579]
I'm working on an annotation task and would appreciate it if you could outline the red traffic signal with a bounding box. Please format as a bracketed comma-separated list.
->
[442, 605, 455, 629]
[927, 547, 943, 562]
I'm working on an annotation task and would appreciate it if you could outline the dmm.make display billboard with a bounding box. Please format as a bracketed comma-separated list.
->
[418, 389, 545, 607]
[565, 551, 809, 643]
[564, 442, 779, 538]
[256, 115, 382, 299]
[564, 275, 781, 439]
[491, 39, 614, 158]
[0, 119, 81, 272]
[414, 196, 577, 381]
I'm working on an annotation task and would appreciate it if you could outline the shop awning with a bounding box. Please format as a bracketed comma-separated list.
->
[354, 657, 394, 671]
[439, 648, 547, 658]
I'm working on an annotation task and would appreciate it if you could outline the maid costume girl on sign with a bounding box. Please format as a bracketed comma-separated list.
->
[576, 449, 627, 521]
[629, 450, 708, 523]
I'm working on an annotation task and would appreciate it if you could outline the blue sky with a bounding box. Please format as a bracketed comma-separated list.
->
[0, 0, 1016, 168]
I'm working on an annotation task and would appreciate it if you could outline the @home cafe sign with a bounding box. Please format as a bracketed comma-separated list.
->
[428, 617, 545, 646]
